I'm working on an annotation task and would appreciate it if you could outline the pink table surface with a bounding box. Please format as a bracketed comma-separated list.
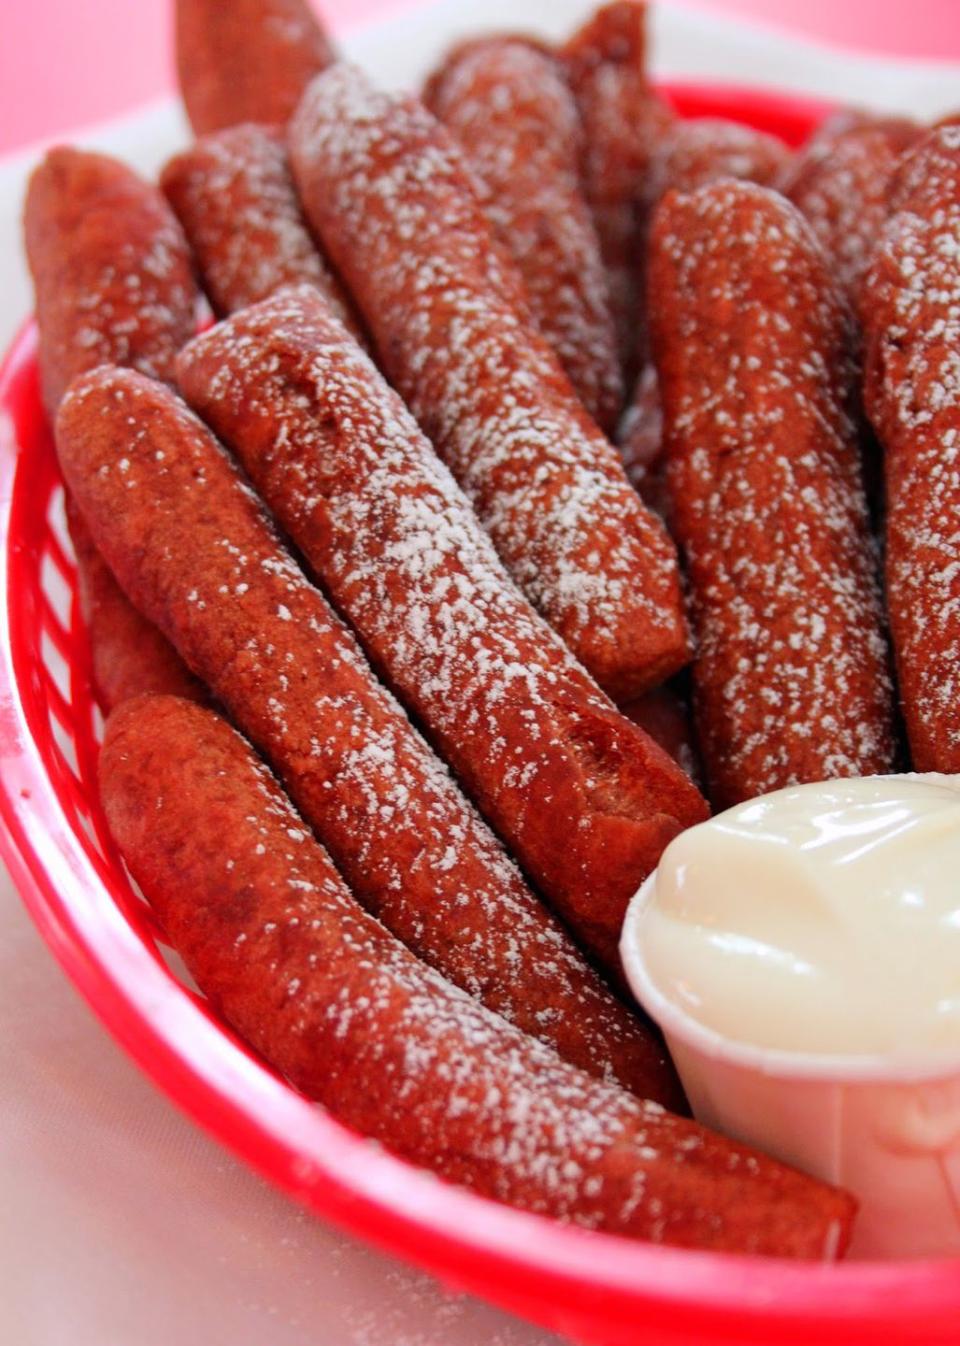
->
[2, 0, 959, 156]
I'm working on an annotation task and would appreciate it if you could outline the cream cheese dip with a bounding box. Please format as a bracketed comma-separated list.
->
[626, 773, 960, 1058]
[620, 774, 960, 1259]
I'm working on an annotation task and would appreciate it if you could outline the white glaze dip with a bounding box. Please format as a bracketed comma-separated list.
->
[620, 774, 960, 1259]
[628, 773, 960, 1057]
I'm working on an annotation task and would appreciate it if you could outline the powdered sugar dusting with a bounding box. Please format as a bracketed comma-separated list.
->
[862, 127, 960, 767]
[288, 64, 689, 698]
[64, 364, 665, 1091]
[619, 120, 788, 511]
[427, 39, 622, 430]
[111, 696, 838, 1253]
[179, 285, 705, 997]
[649, 180, 894, 805]
[161, 124, 355, 326]
[207, 764, 689, 1234]
[559, 2, 673, 377]
[783, 115, 920, 302]
[24, 148, 197, 412]
[647, 117, 788, 208]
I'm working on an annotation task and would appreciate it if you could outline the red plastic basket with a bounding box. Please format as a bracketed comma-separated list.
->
[2, 83, 959, 1346]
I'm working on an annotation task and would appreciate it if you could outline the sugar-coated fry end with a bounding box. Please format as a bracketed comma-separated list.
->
[178, 284, 707, 985]
[782, 110, 921, 303]
[648, 117, 789, 207]
[560, 2, 674, 378]
[161, 123, 361, 335]
[426, 37, 623, 431]
[66, 498, 204, 711]
[24, 145, 202, 705]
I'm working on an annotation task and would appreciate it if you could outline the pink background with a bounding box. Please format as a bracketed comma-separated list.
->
[2, 0, 960, 156]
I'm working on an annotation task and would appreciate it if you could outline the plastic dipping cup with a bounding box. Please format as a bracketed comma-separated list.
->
[622, 872, 960, 1260]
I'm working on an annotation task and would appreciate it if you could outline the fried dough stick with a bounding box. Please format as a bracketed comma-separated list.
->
[289, 64, 691, 702]
[100, 693, 855, 1257]
[24, 146, 200, 709]
[648, 181, 895, 806]
[57, 365, 686, 1105]
[175, 0, 336, 134]
[618, 119, 789, 509]
[425, 38, 623, 432]
[178, 286, 707, 977]
[161, 124, 361, 335]
[560, 1, 674, 382]
[782, 111, 920, 304]
[66, 501, 204, 708]
[861, 128, 960, 769]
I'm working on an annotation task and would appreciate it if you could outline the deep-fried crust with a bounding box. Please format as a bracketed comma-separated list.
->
[100, 693, 855, 1256]
[178, 286, 707, 977]
[289, 64, 691, 701]
[560, 2, 674, 380]
[782, 110, 921, 303]
[66, 499, 204, 711]
[57, 365, 687, 1105]
[425, 38, 623, 432]
[619, 119, 790, 509]
[648, 181, 895, 806]
[161, 124, 360, 333]
[175, 0, 335, 134]
[24, 145, 200, 705]
[23, 147, 197, 418]
[860, 127, 960, 770]
[647, 117, 789, 207]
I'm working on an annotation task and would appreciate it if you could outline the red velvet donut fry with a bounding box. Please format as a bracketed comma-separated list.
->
[560, 1, 674, 381]
[178, 285, 708, 979]
[861, 127, 960, 770]
[781, 111, 921, 303]
[618, 119, 790, 513]
[99, 693, 855, 1257]
[24, 146, 201, 707]
[161, 124, 361, 334]
[67, 501, 205, 711]
[175, 0, 336, 135]
[425, 37, 623, 433]
[648, 180, 895, 807]
[648, 119, 789, 206]
[288, 63, 691, 702]
[24, 147, 197, 418]
[56, 365, 686, 1106]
